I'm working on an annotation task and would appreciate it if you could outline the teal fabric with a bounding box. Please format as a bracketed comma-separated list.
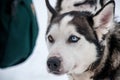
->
[0, 0, 39, 68]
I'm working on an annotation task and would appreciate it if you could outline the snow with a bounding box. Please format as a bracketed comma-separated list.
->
[115, 0, 120, 21]
[0, 0, 119, 80]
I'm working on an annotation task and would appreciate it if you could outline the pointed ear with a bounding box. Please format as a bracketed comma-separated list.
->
[45, 0, 57, 17]
[93, 1, 115, 41]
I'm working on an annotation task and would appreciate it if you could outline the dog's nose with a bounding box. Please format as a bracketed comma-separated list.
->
[47, 57, 61, 71]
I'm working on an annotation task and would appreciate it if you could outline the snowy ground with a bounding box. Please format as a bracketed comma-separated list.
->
[0, 0, 120, 80]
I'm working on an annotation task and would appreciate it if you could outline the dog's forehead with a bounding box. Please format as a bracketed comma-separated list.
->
[47, 12, 96, 43]
[53, 11, 92, 25]
[47, 15, 76, 35]
[47, 12, 92, 34]
[52, 12, 92, 31]
[46, 14, 74, 35]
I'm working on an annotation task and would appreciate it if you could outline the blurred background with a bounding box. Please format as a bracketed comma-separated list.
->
[0, 0, 120, 80]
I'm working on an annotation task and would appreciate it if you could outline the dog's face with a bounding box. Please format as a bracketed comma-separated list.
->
[46, 1, 114, 75]
[46, 14, 98, 74]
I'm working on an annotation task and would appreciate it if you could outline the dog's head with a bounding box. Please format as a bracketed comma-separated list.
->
[59, 0, 114, 13]
[56, 0, 98, 14]
[45, 0, 115, 75]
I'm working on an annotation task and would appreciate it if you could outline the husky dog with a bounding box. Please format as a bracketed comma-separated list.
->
[55, 0, 113, 13]
[45, 0, 120, 80]
[46, 0, 113, 23]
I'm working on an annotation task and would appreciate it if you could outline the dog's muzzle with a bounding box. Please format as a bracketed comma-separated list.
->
[47, 57, 61, 74]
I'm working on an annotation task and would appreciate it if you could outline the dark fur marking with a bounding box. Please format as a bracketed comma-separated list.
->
[94, 1, 115, 17]
[71, 15, 97, 43]
[45, 0, 58, 22]
[93, 24, 120, 80]
[99, 0, 104, 7]
[69, 12, 104, 61]
[100, 0, 114, 7]
[55, 0, 63, 12]
[74, 0, 97, 7]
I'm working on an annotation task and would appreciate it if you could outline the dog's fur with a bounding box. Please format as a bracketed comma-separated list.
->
[46, 0, 113, 23]
[45, 0, 120, 80]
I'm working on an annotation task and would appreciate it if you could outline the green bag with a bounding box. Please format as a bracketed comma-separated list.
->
[0, 0, 39, 68]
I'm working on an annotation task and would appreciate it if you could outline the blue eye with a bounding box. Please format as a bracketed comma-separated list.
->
[68, 35, 80, 43]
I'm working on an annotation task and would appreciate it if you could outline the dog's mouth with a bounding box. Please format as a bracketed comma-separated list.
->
[48, 69, 66, 75]
[51, 71, 62, 75]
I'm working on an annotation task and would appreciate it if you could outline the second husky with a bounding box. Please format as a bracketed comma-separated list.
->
[47, 0, 113, 23]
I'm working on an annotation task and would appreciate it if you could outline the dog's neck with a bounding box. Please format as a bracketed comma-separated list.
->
[68, 71, 94, 80]
[68, 70, 111, 80]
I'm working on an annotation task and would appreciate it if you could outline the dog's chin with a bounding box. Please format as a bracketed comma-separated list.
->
[51, 71, 65, 75]
[48, 69, 66, 75]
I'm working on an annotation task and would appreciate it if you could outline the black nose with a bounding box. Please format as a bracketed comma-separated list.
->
[47, 57, 61, 71]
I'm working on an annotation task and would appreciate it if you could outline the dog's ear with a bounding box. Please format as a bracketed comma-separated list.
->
[99, 0, 114, 6]
[93, 1, 115, 41]
[45, 0, 57, 20]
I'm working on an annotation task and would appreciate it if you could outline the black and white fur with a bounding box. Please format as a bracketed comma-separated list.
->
[46, 0, 114, 23]
[45, 0, 120, 80]
[55, 0, 110, 14]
